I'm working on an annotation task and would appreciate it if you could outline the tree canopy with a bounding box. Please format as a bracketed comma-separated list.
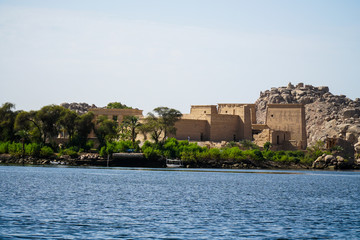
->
[143, 107, 182, 143]
[0, 102, 18, 142]
[106, 102, 132, 109]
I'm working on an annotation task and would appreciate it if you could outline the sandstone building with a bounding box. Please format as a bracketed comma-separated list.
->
[89, 103, 307, 150]
[172, 103, 307, 150]
[252, 104, 307, 150]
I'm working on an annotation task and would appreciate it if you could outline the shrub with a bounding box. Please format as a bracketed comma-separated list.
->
[240, 140, 259, 150]
[25, 143, 41, 157]
[142, 147, 162, 160]
[262, 150, 274, 160]
[243, 149, 263, 161]
[209, 148, 221, 160]
[8, 142, 22, 156]
[263, 142, 272, 151]
[85, 140, 95, 150]
[0, 142, 10, 154]
[60, 148, 78, 158]
[40, 146, 54, 158]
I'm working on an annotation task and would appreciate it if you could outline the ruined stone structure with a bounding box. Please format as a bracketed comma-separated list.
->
[173, 104, 256, 142]
[252, 104, 307, 150]
[173, 103, 307, 150]
[88, 103, 307, 150]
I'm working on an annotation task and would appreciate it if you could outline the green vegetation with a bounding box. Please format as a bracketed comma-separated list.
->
[139, 138, 325, 167]
[142, 107, 182, 143]
[106, 102, 132, 109]
[0, 141, 54, 158]
[0, 101, 337, 168]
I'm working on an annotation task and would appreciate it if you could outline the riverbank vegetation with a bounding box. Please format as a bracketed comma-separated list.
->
[0, 102, 341, 168]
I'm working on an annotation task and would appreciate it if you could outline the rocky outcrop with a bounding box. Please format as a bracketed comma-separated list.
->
[255, 83, 360, 159]
[60, 102, 97, 115]
[312, 154, 354, 170]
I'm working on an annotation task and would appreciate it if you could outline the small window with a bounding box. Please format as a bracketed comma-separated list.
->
[113, 115, 118, 121]
[271, 114, 274, 117]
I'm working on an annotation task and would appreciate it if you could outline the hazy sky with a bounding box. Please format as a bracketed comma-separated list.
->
[1, 0, 359, 114]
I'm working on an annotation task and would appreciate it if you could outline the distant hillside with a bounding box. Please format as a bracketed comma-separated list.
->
[255, 83, 360, 149]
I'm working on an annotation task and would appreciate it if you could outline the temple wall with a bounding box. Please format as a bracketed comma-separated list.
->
[208, 114, 241, 142]
[266, 104, 307, 149]
[174, 119, 209, 141]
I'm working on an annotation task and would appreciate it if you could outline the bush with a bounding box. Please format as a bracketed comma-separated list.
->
[8, 142, 22, 156]
[262, 150, 274, 160]
[40, 146, 54, 158]
[25, 143, 41, 157]
[0, 142, 10, 154]
[142, 146, 162, 160]
[240, 140, 259, 150]
[209, 148, 221, 160]
[243, 149, 263, 161]
[263, 142, 272, 151]
[85, 140, 95, 151]
[60, 148, 78, 158]
[99, 140, 140, 157]
[227, 147, 245, 160]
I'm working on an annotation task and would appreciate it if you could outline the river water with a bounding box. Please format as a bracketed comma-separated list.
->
[0, 166, 359, 239]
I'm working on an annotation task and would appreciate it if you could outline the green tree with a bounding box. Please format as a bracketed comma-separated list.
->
[106, 102, 132, 109]
[0, 102, 18, 141]
[75, 112, 95, 148]
[15, 111, 42, 143]
[15, 130, 30, 158]
[94, 115, 118, 148]
[141, 107, 182, 143]
[143, 114, 164, 143]
[58, 108, 78, 143]
[36, 105, 64, 144]
[153, 107, 182, 139]
[121, 115, 142, 145]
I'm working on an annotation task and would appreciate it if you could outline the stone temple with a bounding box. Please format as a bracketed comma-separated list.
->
[173, 103, 307, 150]
[89, 103, 307, 150]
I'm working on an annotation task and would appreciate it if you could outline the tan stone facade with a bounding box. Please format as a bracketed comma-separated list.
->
[173, 104, 254, 142]
[252, 104, 307, 150]
[175, 103, 307, 150]
[88, 103, 307, 150]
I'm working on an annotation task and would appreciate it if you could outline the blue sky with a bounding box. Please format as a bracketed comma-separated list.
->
[1, 0, 359, 114]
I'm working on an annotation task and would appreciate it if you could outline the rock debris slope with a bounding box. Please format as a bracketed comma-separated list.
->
[255, 83, 360, 149]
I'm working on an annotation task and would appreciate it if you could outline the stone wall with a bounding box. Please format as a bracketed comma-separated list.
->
[175, 104, 255, 142]
[266, 104, 307, 149]
[174, 119, 209, 141]
[255, 82, 360, 150]
[209, 114, 241, 142]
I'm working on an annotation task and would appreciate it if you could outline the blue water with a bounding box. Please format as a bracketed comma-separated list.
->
[0, 166, 359, 239]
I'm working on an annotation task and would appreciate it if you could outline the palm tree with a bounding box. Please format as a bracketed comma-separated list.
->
[16, 130, 29, 159]
[122, 116, 142, 146]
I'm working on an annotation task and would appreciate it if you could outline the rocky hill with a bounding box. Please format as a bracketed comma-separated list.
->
[255, 83, 360, 152]
[60, 102, 97, 115]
